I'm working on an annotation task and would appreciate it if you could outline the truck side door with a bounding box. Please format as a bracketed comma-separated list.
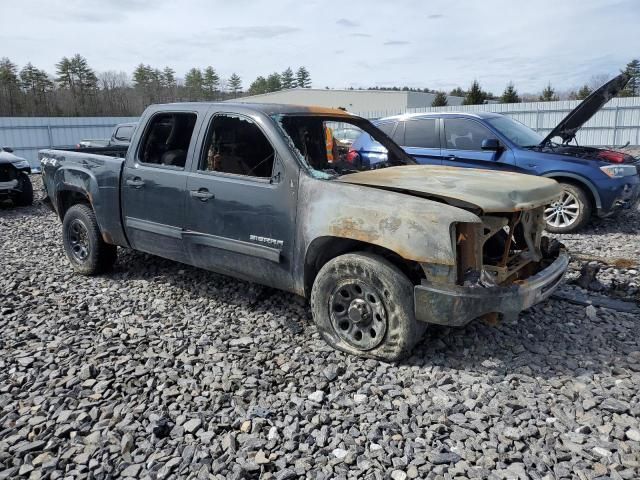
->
[183, 112, 297, 291]
[441, 117, 517, 171]
[121, 111, 199, 264]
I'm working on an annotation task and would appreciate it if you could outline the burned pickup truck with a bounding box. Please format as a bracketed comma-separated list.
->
[39, 103, 568, 360]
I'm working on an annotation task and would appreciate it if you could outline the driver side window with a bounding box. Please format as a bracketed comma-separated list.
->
[200, 114, 275, 178]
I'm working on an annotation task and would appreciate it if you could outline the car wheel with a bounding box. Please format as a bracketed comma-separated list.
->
[544, 183, 592, 233]
[62, 204, 117, 275]
[310, 252, 426, 361]
[14, 172, 33, 206]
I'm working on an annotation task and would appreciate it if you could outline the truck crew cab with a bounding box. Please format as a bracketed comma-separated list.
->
[40, 103, 568, 361]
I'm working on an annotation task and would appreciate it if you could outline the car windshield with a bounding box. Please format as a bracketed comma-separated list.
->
[274, 115, 415, 177]
[486, 116, 544, 148]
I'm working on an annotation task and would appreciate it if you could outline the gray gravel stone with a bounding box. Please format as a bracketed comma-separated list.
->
[1, 177, 639, 479]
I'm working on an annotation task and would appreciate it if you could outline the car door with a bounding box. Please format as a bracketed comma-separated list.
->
[182, 111, 297, 292]
[441, 117, 517, 171]
[121, 111, 199, 264]
[398, 118, 442, 165]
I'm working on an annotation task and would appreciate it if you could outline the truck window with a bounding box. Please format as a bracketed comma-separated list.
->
[138, 113, 197, 168]
[200, 114, 275, 178]
[114, 125, 134, 141]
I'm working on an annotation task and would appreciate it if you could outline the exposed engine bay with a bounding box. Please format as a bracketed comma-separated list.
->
[456, 206, 563, 287]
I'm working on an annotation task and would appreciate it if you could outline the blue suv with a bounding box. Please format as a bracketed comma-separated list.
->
[349, 73, 640, 233]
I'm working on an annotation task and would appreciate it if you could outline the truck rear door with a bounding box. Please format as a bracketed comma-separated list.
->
[182, 111, 297, 292]
[121, 111, 199, 263]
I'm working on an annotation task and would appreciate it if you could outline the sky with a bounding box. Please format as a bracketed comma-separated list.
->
[1, 0, 639, 94]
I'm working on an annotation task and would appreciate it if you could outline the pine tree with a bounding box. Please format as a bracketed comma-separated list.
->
[228, 73, 242, 97]
[463, 80, 486, 105]
[576, 84, 592, 100]
[499, 83, 520, 103]
[202, 67, 220, 100]
[449, 87, 466, 98]
[55, 54, 97, 114]
[539, 83, 558, 102]
[431, 91, 448, 107]
[296, 66, 311, 88]
[185, 68, 204, 100]
[620, 59, 640, 97]
[162, 67, 176, 88]
[281, 67, 295, 89]
[20, 63, 53, 94]
[0, 57, 21, 115]
[266, 72, 282, 92]
[248, 76, 268, 95]
[132, 64, 152, 88]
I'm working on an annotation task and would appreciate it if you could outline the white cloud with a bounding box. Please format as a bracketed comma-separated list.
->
[1, 0, 638, 93]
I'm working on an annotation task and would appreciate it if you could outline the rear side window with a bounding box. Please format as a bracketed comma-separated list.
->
[114, 125, 134, 141]
[200, 114, 275, 178]
[138, 113, 197, 168]
[376, 122, 396, 136]
[404, 119, 439, 148]
[443, 118, 496, 151]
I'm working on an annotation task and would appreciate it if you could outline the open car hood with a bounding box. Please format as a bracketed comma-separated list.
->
[541, 73, 630, 145]
[337, 165, 562, 213]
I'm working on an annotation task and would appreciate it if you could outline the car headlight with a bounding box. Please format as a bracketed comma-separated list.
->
[600, 165, 637, 178]
[12, 159, 30, 169]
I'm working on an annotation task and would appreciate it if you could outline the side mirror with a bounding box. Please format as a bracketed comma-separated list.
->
[481, 139, 501, 151]
[2, 146, 14, 153]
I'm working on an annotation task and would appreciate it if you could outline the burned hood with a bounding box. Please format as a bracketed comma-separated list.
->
[541, 73, 630, 145]
[337, 165, 562, 213]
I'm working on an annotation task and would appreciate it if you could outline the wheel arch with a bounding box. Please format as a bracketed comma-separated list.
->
[542, 172, 600, 210]
[57, 187, 93, 220]
[303, 236, 425, 298]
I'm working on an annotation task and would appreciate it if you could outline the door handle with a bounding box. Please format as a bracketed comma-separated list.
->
[126, 177, 145, 188]
[190, 189, 215, 201]
[447, 155, 458, 160]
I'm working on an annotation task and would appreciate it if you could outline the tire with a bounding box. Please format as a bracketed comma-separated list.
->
[544, 183, 592, 233]
[310, 252, 426, 362]
[62, 204, 117, 275]
[14, 172, 33, 206]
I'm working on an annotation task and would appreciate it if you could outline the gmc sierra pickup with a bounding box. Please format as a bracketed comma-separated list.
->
[39, 103, 569, 361]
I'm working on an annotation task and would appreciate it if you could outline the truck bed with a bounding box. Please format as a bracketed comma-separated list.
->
[39, 148, 128, 247]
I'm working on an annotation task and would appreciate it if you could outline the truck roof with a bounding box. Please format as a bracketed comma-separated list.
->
[150, 102, 356, 117]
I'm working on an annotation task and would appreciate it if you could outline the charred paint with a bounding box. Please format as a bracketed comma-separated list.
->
[338, 165, 563, 213]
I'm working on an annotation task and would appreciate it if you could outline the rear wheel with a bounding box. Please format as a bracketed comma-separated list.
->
[310, 252, 425, 361]
[62, 204, 117, 275]
[14, 172, 33, 206]
[544, 183, 591, 233]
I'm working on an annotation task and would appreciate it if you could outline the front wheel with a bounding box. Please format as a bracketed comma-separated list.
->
[62, 204, 117, 275]
[544, 183, 592, 233]
[310, 252, 425, 361]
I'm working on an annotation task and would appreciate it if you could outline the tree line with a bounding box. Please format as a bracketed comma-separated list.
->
[0, 54, 313, 116]
[0, 53, 637, 115]
[427, 59, 640, 107]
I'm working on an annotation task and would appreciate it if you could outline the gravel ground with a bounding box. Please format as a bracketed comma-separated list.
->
[1, 177, 639, 480]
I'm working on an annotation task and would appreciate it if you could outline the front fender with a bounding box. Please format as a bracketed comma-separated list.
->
[295, 174, 481, 291]
[542, 171, 602, 209]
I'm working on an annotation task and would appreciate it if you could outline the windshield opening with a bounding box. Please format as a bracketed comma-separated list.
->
[486, 116, 544, 148]
[274, 115, 415, 177]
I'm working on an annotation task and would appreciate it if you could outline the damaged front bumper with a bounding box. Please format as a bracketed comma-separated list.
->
[414, 250, 569, 326]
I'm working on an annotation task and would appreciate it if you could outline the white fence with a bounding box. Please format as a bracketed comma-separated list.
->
[352, 96, 640, 147]
[0, 116, 138, 166]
